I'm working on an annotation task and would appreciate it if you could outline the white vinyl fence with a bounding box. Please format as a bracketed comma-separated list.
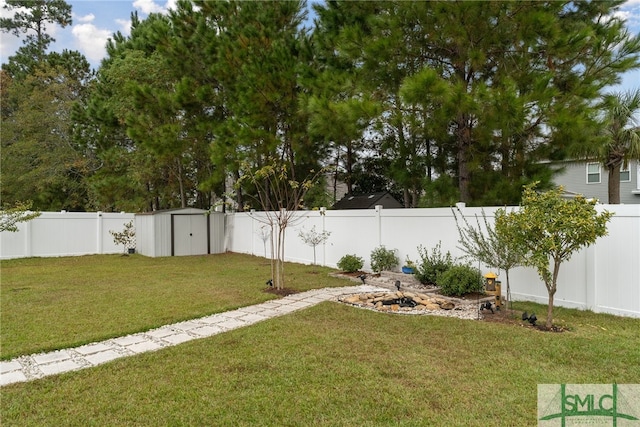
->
[2, 205, 639, 318]
[0, 211, 135, 259]
[226, 204, 640, 318]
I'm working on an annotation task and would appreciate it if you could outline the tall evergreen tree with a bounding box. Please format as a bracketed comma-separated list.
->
[186, 0, 318, 211]
[1, 0, 72, 78]
[315, 0, 640, 206]
[1, 0, 94, 210]
[78, 13, 215, 211]
[313, 1, 437, 207]
[1, 63, 91, 210]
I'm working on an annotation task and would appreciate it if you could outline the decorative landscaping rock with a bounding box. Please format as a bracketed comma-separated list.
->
[440, 302, 455, 310]
[331, 271, 489, 320]
[337, 291, 462, 312]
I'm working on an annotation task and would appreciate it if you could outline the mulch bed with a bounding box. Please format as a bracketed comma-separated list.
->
[480, 307, 567, 332]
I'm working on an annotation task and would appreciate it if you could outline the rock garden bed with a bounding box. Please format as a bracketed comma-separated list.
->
[332, 271, 567, 331]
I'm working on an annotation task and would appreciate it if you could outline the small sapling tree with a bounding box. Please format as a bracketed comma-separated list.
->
[298, 225, 331, 265]
[256, 225, 271, 258]
[238, 158, 325, 289]
[453, 207, 525, 307]
[496, 184, 613, 328]
[110, 220, 136, 255]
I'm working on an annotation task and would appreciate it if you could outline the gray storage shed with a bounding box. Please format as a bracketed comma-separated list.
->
[135, 208, 225, 257]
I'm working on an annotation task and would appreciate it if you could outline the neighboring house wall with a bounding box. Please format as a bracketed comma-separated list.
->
[552, 159, 640, 204]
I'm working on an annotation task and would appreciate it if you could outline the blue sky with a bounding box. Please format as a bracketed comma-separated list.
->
[0, 0, 639, 94]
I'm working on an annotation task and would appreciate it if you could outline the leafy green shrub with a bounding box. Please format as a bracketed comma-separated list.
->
[337, 254, 364, 273]
[437, 264, 483, 297]
[415, 241, 454, 285]
[370, 246, 399, 273]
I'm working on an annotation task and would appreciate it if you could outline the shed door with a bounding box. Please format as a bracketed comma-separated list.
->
[172, 214, 208, 256]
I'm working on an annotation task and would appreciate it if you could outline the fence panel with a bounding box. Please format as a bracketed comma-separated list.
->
[2, 206, 638, 318]
[227, 204, 639, 318]
[0, 212, 135, 259]
[592, 206, 640, 317]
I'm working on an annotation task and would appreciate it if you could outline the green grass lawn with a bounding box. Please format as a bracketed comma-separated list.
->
[0, 252, 348, 359]
[1, 254, 638, 426]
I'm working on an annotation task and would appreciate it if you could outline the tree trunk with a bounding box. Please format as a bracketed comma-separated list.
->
[608, 163, 621, 204]
[456, 114, 472, 203]
[269, 223, 275, 285]
[176, 159, 186, 208]
[234, 170, 244, 212]
[546, 290, 555, 329]
[333, 150, 340, 204]
[278, 224, 286, 289]
[274, 225, 283, 289]
[403, 188, 411, 208]
[546, 258, 562, 329]
[346, 143, 354, 194]
[505, 269, 512, 309]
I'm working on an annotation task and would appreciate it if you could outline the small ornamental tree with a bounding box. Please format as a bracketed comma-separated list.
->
[256, 225, 271, 258]
[496, 184, 613, 328]
[109, 220, 136, 255]
[298, 225, 331, 265]
[453, 207, 525, 307]
[238, 158, 325, 289]
[0, 201, 41, 232]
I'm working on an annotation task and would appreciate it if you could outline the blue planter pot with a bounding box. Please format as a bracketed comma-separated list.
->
[402, 266, 415, 274]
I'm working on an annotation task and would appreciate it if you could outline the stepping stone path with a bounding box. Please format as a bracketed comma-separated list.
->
[0, 285, 386, 387]
[1, 277, 487, 387]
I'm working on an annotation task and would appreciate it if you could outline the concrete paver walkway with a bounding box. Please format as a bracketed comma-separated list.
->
[0, 285, 386, 387]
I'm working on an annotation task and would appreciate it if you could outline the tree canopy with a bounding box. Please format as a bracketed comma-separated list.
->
[2, 0, 639, 211]
[495, 184, 613, 328]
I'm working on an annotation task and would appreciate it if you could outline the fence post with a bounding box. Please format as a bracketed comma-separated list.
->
[25, 218, 32, 258]
[585, 244, 596, 311]
[320, 207, 327, 267]
[375, 205, 383, 247]
[97, 212, 103, 254]
[250, 210, 255, 256]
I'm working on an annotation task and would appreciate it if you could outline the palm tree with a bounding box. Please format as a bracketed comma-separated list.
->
[599, 90, 640, 204]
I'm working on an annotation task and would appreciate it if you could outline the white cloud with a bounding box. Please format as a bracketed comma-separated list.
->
[132, 0, 165, 15]
[0, 0, 20, 60]
[613, 10, 631, 21]
[71, 23, 112, 63]
[115, 19, 132, 36]
[164, 0, 178, 12]
[132, 0, 177, 16]
[620, 0, 640, 31]
[75, 13, 95, 24]
[0, 34, 21, 63]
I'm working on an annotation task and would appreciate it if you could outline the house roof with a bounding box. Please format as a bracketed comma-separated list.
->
[332, 191, 403, 210]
